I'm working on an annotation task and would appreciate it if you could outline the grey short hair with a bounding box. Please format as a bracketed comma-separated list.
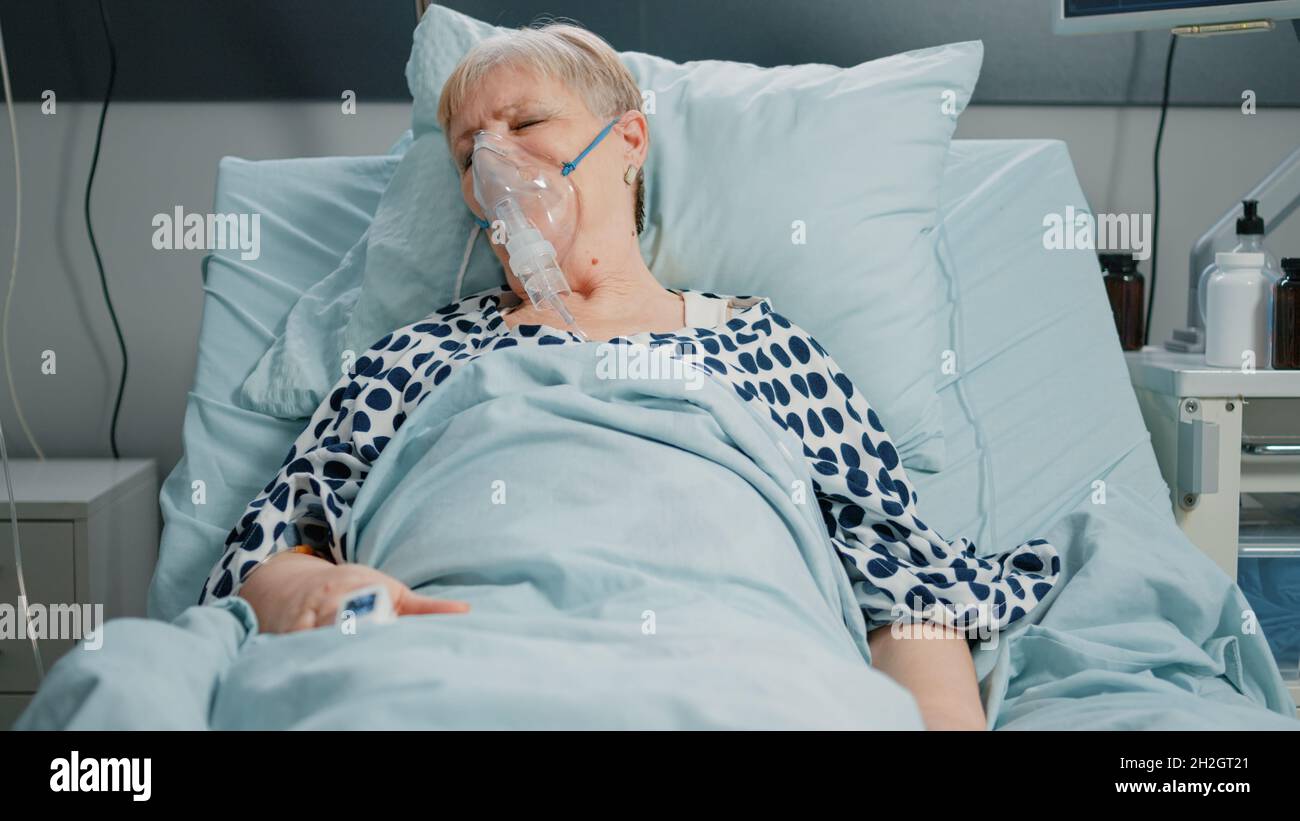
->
[437, 22, 646, 234]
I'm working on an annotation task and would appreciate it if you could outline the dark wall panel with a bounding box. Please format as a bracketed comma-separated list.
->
[0, 0, 415, 101]
[1, 0, 1297, 105]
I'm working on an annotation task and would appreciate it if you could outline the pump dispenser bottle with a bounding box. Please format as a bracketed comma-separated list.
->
[1198, 200, 1281, 324]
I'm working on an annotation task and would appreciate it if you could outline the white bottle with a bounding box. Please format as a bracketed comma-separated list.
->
[1205, 251, 1270, 369]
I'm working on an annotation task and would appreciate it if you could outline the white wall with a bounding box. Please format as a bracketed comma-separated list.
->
[0, 101, 409, 478]
[0, 100, 1297, 484]
[956, 104, 1300, 344]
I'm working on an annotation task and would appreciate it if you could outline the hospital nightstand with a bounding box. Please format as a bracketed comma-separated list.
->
[0, 459, 158, 729]
[1126, 348, 1300, 711]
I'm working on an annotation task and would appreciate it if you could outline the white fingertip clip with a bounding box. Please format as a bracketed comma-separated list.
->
[335, 584, 397, 630]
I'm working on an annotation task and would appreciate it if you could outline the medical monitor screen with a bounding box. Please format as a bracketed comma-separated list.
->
[1066, 0, 1267, 16]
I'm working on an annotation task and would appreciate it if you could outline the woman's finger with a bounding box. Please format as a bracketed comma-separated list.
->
[394, 587, 470, 616]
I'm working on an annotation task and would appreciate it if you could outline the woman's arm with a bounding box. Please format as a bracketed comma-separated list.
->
[734, 310, 1057, 729]
[199, 321, 444, 607]
[867, 623, 986, 730]
[198, 370, 372, 606]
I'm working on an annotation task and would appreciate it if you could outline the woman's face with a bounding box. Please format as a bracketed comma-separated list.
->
[448, 64, 644, 285]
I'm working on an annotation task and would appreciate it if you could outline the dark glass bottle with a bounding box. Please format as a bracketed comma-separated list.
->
[1101, 253, 1145, 351]
[1274, 257, 1300, 370]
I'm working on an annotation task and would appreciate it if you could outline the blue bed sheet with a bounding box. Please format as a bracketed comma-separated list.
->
[146, 153, 400, 622]
[917, 140, 1296, 725]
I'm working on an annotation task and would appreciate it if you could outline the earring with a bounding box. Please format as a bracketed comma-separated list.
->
[623, 164, 638, 185]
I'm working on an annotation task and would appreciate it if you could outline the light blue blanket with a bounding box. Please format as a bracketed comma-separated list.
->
[983, 485, 1298, 729]
[17, 346, 921, 730]
[15, 345, 1298, 729]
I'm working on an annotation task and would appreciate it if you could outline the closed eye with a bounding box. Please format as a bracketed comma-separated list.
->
[459, 119, 545, 170]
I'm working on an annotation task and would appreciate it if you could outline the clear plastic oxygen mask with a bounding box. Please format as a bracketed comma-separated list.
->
[469, 118, 620, 341]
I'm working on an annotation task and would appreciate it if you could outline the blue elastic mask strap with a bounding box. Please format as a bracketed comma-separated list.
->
[561, 117, 620, 177]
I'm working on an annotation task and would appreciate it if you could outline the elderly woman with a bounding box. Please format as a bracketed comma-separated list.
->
[200, 23, 1059, 731]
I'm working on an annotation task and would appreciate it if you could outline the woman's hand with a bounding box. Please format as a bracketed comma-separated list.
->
[867, 622, 988, 731]
[238, 550, 470, 634]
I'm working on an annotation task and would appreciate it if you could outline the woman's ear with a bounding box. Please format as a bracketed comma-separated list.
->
[617, 109, 649, 168]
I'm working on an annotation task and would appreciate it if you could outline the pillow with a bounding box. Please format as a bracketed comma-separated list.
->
[237, 134, 410, 418]
[249, 3, 982, 470]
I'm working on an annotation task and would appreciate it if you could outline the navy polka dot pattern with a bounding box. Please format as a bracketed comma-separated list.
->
[200, 287, 1060, 637]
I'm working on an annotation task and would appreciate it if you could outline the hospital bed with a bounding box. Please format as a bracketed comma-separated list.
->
[14, 137, 1300, 730]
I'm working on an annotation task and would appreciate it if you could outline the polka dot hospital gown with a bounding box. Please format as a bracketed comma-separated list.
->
[201, 287, 1061, 636]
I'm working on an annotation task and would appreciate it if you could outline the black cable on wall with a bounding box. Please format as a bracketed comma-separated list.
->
[1146, 33, 1178, 347]
[85, 0, 128, 458]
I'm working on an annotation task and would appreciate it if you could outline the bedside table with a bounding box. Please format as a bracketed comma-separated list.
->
[1126, 348, 1300, 711]
[0, 459, 158, 729]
